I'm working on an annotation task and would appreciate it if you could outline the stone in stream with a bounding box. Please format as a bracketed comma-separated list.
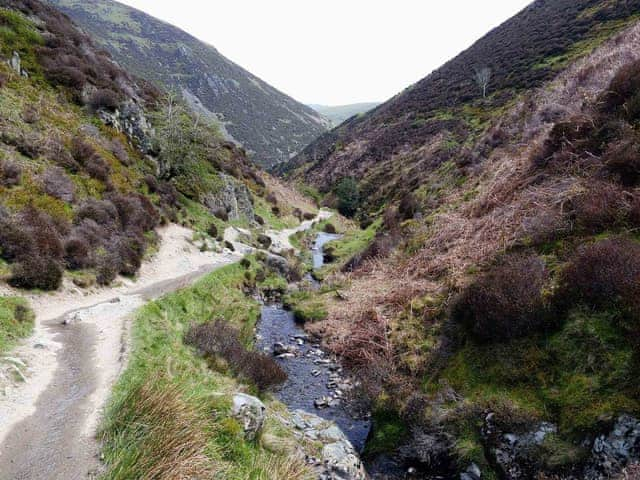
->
[273, 342, 296, 356]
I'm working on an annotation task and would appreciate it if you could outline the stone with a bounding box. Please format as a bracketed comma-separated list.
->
[231, 393, 266, 441]
[204, 173, 254, 222]
[322, 441, 367, 480]
[9, 51, 21, 74]
[585, 415, 640, 479]
[273, 342, 295, 356]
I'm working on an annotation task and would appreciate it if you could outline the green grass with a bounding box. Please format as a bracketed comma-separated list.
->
[316, 219, 380, 277]
[253, 197, 299, 230]
[0, 296, 34, 353]
[283, 290, 328, 323]
[99, 261, 309, 479]
[363, 410, 408, 458]
[432, 308, 640, 469]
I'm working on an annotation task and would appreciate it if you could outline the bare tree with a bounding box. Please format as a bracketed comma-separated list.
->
[474, 67, 492, 98]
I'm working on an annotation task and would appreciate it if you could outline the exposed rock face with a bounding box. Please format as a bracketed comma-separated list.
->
[97, 101, 155, 154]
[231, 393, 266, 441]
[204, 173, 254, 222]
[8, 51, 28, 77]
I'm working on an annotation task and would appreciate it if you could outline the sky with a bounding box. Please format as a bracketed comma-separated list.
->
[117, 0, 533, 106]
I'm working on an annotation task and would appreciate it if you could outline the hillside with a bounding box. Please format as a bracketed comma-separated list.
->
[0, 0, 310, 293]
[309, 102, 379, 127]
[273, 1, 640, 478]
[48, 0, 329, 168]
[283, 0, 640, 212]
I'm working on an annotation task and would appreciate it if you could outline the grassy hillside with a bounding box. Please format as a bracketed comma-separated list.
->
[49, 0, 329, 168]
[276, 3, 640, 478]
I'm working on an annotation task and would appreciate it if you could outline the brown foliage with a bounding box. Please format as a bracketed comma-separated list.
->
[185, 319, 286, 391]
[9, 255, 63, 291]
[556, 237, 640, 319]
[88, 89, 120, 111]
[212, 207, 228, 222]
[572, 182, 629, 233]
[451, 254, 551, 343]
[0, 159, 22, 187]
[63, 237, 90, 270]
[40, 167, 74, 202]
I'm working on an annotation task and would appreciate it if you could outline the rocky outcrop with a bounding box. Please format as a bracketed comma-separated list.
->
[7, 51, 28, 77]
[204, 173, 254, 222]
[97, 101, 155, 154]
[585, 415, 640, 479]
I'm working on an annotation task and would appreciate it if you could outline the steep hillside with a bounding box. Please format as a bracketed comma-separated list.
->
[273, 2, 640, 479]
[48, 0, 329, 168]
[283, 0, 640, 214]
[0, 0, 307, 293]
[309, 102, 379, 127]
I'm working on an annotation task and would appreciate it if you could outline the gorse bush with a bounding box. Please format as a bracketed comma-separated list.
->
[185, 319, 287, 391]
[451, 254, 551, 343]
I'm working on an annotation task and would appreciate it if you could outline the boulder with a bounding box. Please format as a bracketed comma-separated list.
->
[585, 415, 640, 479]
[204, 173, 254, 222]
[231, 393, 266, 441]
[322, 441, 367, 480]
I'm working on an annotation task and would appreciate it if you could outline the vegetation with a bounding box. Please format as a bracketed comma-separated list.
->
[283, 290, 328, 324]
[0, 296, 33, 353]
[100, 261, 309, 479]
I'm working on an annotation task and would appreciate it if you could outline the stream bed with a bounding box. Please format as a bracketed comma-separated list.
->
[255, 232, 372, 452]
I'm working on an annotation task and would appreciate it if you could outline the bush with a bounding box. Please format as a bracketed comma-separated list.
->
[19, 206, 64, 260]
[185, 319, 286, 391]
[303, 212, 316, 221]
[398, 193, 419, 220]
[556, 238, 640, 319]
[323, 223, 337, 234]
[266, 193, 278, 205]
[64, 237, 90, 270]
[22, 105, 39, 124]
[271, 206, 280, 216]
[0, 71, 7, 88]
[109, 139, 130, 165]
[334, 177, 360, 217]
[451, 254, 551, 343]
[257, 234, 272, 249]
[0, 218, 33, 262]
[40, 167, 74, 202]
[75, 198, 118, 229]
[0, 160, 22, 187]
[70, 136, 96, 165]
[254, 214, 264, 225]
[84, 154, 111, 182]
[96, 252, 119, 286]
[9, 255, 63, 291]
[573, 183, 628, 234]
[212, 207, 229, 222]
[602, 139, 640, 186]
[207, 223, 218, 238]
[88, 89, 119, 111]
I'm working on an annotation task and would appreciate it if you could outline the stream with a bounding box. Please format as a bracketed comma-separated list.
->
[256, 232, 372, 452]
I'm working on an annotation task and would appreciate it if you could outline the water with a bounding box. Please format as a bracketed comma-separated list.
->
[255, 232, 371, 452]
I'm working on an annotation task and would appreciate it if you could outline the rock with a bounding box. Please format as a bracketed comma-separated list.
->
[97, 101, 154, 154]
[9, 51, 20, 74]
[319, 425, 347, 443]
[204, 173, 254, 222]
[585, 415, 640, 479]
[273, 342, 296, 356]
[322, 441, 367, 480]
[231, 393, 266, 441]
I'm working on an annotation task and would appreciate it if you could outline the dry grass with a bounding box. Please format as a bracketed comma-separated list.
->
[101, 376, 216, 480]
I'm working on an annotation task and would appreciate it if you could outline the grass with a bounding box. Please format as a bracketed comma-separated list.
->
[99, 260, 311, 480]
[0, 296, 34, 354]
[283, 290, 328, 323]
[363, 410, 408, 458]
[433, 308, 639, 469]
[253, 196, 299, 230]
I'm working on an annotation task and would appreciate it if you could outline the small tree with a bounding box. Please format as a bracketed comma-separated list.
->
[334, 177, 360, 217]
[474, 67, 492, 98]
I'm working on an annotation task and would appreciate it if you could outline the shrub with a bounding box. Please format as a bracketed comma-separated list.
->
[40, 167, 74, 202]
[22, 105, 39, 124]
[572, 183, 628, 234]
[0, 218, 33, 261]
[398, 193, 419, 220]
[266, 193, 278, 205]
[224, 241, 235, 252]
[602, 139, 640, 186]
[600, 59, 640, 117]
[212, 207, 229, 222]
[292, 208, 302, 220]
[556, 238, 640, 319]
[84, 154, 111, 182]
[19, 206, 65, 260]
[334, 177, 360, 217]
[64, 237, 90, 270]
[113, 235, 145, 277]
[109, 139, 130, 165]
[70, 136, 96, 165]
[254, 214, 264, 225]
[240, 258, 251, 269]
[75, 198, 118, 229]
[271, 206, 281, 216]
[144, 174, 159, 193]
[207, 223, 218, 238]
[303, 212, 316, 221]
[451, 254, 551, 343]
[0, 71, 7, 88]
[88, 89, 119, 111]
[323, 223, 337, 234]
[0, 160, 22, 187]
[96, 252, 119, 285]
[9, 255, 63, 291]
[185, 319, 286, 391]
[257, 234, 272, 249]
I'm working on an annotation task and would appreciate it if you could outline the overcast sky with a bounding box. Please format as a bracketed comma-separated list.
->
[117, 0, 532, 106]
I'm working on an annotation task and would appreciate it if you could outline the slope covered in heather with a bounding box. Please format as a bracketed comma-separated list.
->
[49, 0, 329, 168]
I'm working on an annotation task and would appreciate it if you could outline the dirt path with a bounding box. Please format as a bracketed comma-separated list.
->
[0, 224, 241, 479]
[267, 209, 332, 253]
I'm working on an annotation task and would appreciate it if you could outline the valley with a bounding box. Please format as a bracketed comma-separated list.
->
[1, 0, 640, 479]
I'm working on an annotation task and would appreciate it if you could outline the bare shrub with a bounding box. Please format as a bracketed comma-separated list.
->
[84, 154, 111, 182]
[19, 206, 65, 260]
[9, 255, 63, 291]
[398, 193, 419, 220]
[602, 139, 640, 186]
[556, 237, 640, 319]
[185, 319, 286, 391]
[451, 254, 551, 343]
[0, 218, 33, 261]
[75, 198, 119, 229]
[109, 139, 130, 165]
[0, 160, 22, 187]
[40, 167, 74, 202]
[70, 136, 96, 165]
[96, 251, 119, 286]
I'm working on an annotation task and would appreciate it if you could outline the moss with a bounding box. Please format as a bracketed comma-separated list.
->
[0, 296, 34, 353]
[363, 410, 408, 457]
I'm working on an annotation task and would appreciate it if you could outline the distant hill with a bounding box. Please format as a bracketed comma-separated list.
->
[309, 103, 379, 127]
[49, 0, 329, 167]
